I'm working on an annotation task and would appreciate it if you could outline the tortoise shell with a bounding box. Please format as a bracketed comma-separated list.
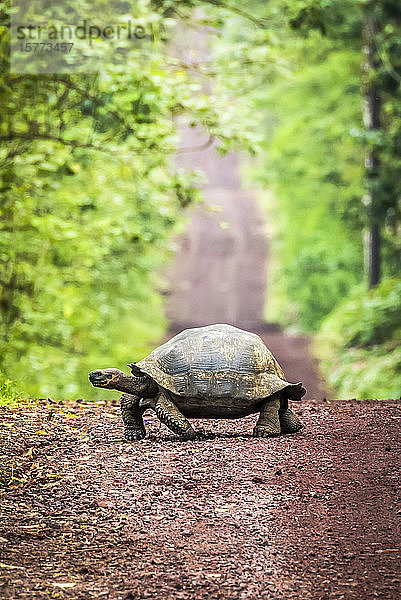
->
[134, 324, 304, 401]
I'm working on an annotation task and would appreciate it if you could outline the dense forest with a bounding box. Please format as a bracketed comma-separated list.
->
[1, 0, 400, 401]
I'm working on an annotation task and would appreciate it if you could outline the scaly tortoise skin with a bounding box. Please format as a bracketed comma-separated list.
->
[89, 324, 306, 440]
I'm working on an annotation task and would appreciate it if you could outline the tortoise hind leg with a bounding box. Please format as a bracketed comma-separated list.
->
[120, 393, 146, 441]
[279, 397, 303, 434]
[253, 393, 281, 438]
[154, 392, 198, 440]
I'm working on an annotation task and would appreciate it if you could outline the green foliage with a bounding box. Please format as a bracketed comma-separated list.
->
[253, 35, 365, 330]
[0, 65, 188, 398]
[0, 370, 22, 406]
[281, 0, 401, 251]
[213, 1, 400, 333]
[328, 278, 401, 348]
[210, 4, 365, 331]
[316, 278, 401, 398]
[0, 1, 250, 399]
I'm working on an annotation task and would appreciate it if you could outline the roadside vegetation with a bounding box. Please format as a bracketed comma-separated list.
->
[0, 370, 22, 406]
[0, 1, 240, 399]
[317, 278, 401, 399]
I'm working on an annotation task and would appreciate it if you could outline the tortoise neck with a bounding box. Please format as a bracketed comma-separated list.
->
[116, 373, 158, 396]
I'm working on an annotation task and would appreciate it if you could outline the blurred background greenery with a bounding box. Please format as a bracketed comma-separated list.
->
[1, 0, 400, 402]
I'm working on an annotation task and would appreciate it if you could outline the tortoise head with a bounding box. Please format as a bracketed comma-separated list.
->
[89, 367, 158, 396]
[89, 368, 128, 389]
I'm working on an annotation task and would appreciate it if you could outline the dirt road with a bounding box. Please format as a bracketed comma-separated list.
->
[1, 399, 400, 599]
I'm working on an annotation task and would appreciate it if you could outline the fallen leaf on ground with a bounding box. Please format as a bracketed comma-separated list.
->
[0, 563, 25, 570]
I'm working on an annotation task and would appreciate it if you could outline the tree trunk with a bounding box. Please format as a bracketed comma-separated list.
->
[367, 222, 381, 287]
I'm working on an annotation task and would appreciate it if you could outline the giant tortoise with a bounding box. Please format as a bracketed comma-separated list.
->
[89, 323, 305, 440]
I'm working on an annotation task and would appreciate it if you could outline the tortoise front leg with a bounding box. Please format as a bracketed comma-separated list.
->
[279, 397, 303, 434]
[154, 392, 198, 440]
[253, 393, 281, 438]
[120, 393, 146, 441]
